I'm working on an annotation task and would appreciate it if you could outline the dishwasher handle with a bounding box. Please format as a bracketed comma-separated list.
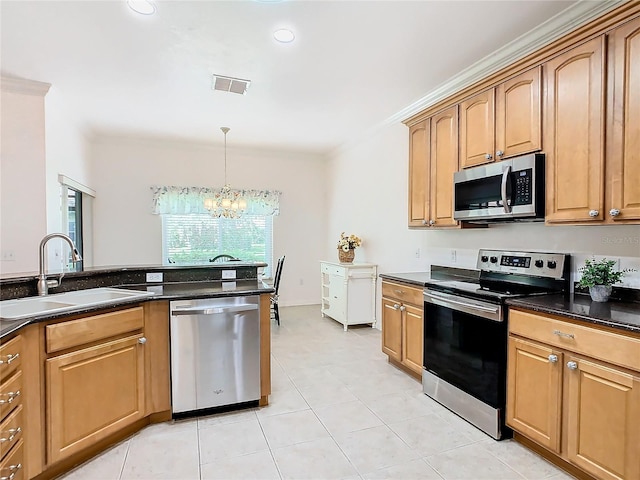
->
[171, 304, 259, 316]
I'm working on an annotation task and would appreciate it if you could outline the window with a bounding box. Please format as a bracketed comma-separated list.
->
[65, 187, 83, 271]
[59, 175, 95, 271]
[162, 214, 274, 277]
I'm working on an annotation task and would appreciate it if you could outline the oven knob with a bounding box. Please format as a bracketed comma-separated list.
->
[490, 256, 498, 263]
[547, 260, 557, 269]
[535, 260, 544, 268]
[481, 256, 489, 263]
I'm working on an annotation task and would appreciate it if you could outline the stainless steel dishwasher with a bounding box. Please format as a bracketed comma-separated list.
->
[169, 295, 260, 415]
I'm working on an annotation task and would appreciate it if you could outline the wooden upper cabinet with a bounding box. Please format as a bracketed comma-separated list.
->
[496, 66, 542, 159]
[544, 36, 606, 224]
[607, 16, 640, 223]
[429, 105, 459, 228]
[460, 89, 495, 168]
[408, 120, 430, 226]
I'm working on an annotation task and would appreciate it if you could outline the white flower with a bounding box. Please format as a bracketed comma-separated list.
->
[342, 244, 350, 252]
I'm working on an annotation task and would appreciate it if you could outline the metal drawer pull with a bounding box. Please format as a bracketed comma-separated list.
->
[0, 391, 20, 404]
[548, 354, 558, 363]
[399, 306, 406, 311]
[0, 463, 22, 480]
[0, 354, 19, 365]
[394, 290, 405, 295]
[392, 304, 400, 310]
[553, 330, 574, 339]
[567, 361, 578, 370]
[0, 427, 21, 443]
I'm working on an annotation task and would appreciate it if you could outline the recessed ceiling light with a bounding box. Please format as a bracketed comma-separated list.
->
[273, 29, 295, 43]
[127, 0, 156, 16]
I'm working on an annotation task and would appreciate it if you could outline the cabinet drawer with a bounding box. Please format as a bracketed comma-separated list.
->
[0, 371, 21, 422]
[0, 439, 23, 480]
[381, 282, 423, 306]
[0, 337, 21, 385]
[0, 405, 23, 461]
[46, 306, 144, 353]
[321, 264, 345, 277]
[509, 308, 640, 372]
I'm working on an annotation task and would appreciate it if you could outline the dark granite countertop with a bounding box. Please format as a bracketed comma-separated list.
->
[380, 266, 479, 289]
[0, 279, 274, 339]
[507, 294, 640, 334]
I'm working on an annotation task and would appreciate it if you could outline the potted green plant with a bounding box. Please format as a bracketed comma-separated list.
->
[578, 258, 633, 302]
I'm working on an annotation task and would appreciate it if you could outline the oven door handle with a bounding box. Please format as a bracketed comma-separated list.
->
[424, 291, 499, 314]
[501, 165, 512, 214]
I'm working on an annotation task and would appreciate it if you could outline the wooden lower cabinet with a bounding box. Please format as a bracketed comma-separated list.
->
[381, 281, 423, 376]
[507, 308, 640, 480]
[46, 333, 145, 464]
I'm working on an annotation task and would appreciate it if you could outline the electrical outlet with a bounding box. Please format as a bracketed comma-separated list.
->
[1, 251, 15, 262]
[299, 278, 304, 286]
[415, 248, 421, 259]
[450, 249, 457, 263]
[146, 272, 163, 282]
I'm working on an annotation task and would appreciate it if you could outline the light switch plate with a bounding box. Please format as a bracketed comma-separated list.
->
[222, 270, 236, 279]
[146, 272, 163, 282]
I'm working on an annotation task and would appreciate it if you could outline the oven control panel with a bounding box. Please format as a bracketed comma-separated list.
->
[477, 249, 567, 279]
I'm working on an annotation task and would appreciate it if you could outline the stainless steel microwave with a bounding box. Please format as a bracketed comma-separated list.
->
[453, 153, 545, 222]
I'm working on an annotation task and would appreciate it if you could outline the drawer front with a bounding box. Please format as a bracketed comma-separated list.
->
[509, 308, 640, 372]
[0, 371, 21, 422]
[46, 306, 144, 353]
[0, 337, 21, 385]
[0, 439, 23, 480]
[321, 264, 345, 277]
[0, 405, 23, 461]
[381, 282, 423, 306]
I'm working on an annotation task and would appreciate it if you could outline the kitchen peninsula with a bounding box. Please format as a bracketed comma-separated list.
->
[0, 263, 274, 480]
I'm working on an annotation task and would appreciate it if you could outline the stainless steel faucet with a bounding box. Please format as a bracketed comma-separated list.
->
[37, 233, 82, 296]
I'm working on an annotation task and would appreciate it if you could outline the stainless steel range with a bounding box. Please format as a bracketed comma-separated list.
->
[422, 249, 570, 440]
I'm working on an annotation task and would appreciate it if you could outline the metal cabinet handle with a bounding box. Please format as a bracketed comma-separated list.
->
[496, 150, 504, 158]
[485, 153, 493, 160]
[0, 354, 19, 365]
[0, 427, 21, 444]
[548, 354, 558, 363]
[609, 208, 620, 217]
[0, 391, 20, 405]
[399, 306, 406, 311]
[428, 220, 435, 226]
[394, 289, 405, 295]
[567, 361, 578, 370]
[553, 329, 574, 339]
[392, 304, 400, 310]
[138, 337, 147, 345]
[589, 209, 599, 217]
[422, 219, 428, 225]
[0, 463, 22, 480]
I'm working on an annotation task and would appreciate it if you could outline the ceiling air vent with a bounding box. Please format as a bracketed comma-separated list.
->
[212, 74, 251, 95]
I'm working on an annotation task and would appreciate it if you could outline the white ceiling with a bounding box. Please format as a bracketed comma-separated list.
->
[0, 0, 579, 154]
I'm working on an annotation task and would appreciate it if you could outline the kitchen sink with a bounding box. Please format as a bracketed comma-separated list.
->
[0, 287, 155, 321]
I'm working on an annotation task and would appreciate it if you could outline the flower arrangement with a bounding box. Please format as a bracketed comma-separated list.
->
[337, 232, 362, 252]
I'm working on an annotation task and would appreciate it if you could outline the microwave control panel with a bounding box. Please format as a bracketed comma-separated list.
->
[513, 169, 532, 205]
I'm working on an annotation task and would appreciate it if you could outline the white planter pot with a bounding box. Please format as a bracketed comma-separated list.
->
[589, 285, 612, 302]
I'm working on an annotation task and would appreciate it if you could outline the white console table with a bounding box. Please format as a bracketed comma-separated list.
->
[320, 261, 377, 331]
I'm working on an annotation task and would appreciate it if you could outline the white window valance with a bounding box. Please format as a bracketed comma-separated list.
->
[150, 186, 282, 216]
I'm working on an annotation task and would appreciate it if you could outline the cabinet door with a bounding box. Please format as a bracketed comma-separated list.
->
[47, 334, 145, 463]
[401, 303, 423, 375]
[565, 356, 640, 480]
[496, 67, 542, 159]
[460, 89, 495, 168]
[429, 105, 459, 227]
[327, 275, 346, 321]
[408, 120, 430, 227]
[506, 337, 562, 453]
[544, 36, 606, 223]
[381, 298, 402, 362]
[607, 16, 640, 223]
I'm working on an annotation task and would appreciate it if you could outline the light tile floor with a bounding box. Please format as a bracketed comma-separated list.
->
[60, 305, 575, 480]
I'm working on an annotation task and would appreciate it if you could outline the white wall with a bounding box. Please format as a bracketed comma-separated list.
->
[0, 78, 49, 275]
[90, 135, 327, 306]
[327, 121, 640, 328]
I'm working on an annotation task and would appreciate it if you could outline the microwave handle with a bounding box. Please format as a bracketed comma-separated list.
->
[501, 165, 512, 213]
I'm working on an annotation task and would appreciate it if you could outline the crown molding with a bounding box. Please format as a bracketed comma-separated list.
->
[388, 0, 626, 126]
[0, 76, 51, 96]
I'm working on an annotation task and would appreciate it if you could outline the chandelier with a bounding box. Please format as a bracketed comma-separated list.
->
[204, 127, 247, 218]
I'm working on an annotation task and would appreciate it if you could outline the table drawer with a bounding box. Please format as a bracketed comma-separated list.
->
[0, 371, 21, 422]
[0, 405, 22, 461]
[0, 439, 23, 480]
[381, 281, 423, 306]
[46, 306, 144, 353]
[0, 337, 21, 385]
[321, 264, 345, 277]
[509, 308, 640, 372]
